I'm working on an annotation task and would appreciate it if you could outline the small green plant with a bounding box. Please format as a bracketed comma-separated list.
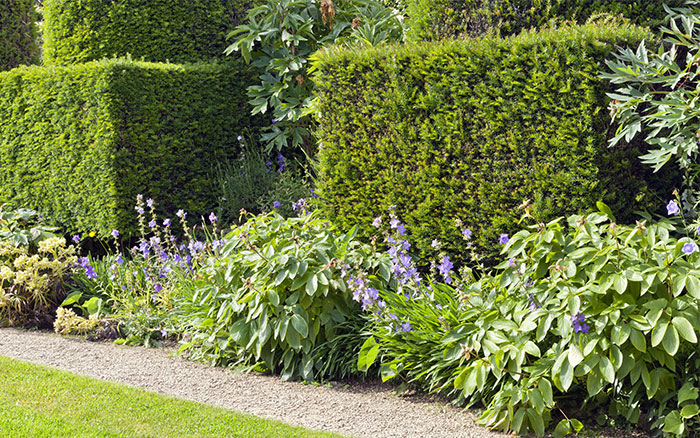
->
[215, 138, 313, 222]
[181, 209, 390, 381]
[226, 0, 404, 153]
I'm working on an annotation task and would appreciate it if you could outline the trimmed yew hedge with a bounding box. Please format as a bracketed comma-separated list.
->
[42, 0, 262, 65]
[406, 0, 684, 41]
[0, 58, 262, 236]
[312, 23, 676, 266]
[0, 0, 39, 71]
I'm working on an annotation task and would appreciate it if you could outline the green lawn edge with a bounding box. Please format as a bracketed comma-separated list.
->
[0, 355, 349, 438]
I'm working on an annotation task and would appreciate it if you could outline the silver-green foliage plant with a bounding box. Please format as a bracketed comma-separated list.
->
[603, 2, 700, 210]
[225, 0, 405, 153]
[359, 203, 700, 436]
[181, 209, 391, 381]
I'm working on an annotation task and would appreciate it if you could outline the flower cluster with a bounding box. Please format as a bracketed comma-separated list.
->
[571, 312, 590, 334]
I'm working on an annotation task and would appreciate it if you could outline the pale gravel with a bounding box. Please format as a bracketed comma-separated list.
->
[0, 328, 507, 438]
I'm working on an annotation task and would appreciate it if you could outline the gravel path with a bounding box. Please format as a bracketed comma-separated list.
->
[0, 328, 507, 438]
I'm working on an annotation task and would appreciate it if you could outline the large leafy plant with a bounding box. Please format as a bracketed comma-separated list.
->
[226, 0, 404, 153]
[359, 204, 700, 436]
[603, 2, 700, 211]
[181, 210, 390, 381]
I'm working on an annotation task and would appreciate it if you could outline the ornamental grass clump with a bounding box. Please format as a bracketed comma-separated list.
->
[180, 208, 391, 381]
[357, 202, 700, 437]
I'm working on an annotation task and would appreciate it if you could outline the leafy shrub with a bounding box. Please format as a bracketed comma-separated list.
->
[0, 217, 76, 329]
[0, 58, 262, 237]
[359, 203, 700, 436]
[312, 22, 676, 268]
[215, 140, 314, 223]
[227, 0, 405, 152]
[603, 3, 700, 213]
[42, 0, 262, 65]
[0, 0, 39, 71]
[406, 0, 685, 41]
[181, 210, 390, 381]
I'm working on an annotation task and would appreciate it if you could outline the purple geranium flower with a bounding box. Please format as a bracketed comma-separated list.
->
[571, 312, 590, 334]
[667, 200, 680, 216]
[683, 242, 697, 255]
[499, 234, 509, 245]
[273, 201, 281, 208]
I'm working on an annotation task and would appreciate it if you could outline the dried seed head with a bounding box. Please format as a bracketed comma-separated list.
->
[352, 17, 362, 29]
[320, 0, 335, 28]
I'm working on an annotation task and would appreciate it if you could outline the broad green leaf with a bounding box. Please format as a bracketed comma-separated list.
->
[527, 408, 545, 437]
[568, 344, 584, 367]
[599, 357, 615, 384]
[613, 274, 628, 293]
[305, 273, 318, 296]
[686, 276, 700, 299]
[290, 314, 308, 338]
[679, 383, 699, 405]
[651, 321, 668, 347]
[553, 419, 571, 438]
[358, 337, 380, 372]
[672, 316, 697, 343]
[630, 328, 646, 353]
[681, 404, 700, 419]
[663, 324, 680, 356]
[560, 358, 574, 391]
[663, 410, 684, 435]
[539, 379, 553, 406]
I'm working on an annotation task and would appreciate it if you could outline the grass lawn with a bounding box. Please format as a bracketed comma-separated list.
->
[0, 355, 347, 438]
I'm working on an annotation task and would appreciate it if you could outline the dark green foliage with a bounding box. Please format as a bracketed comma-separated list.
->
[0, 58, 262, 237]
[0, 0, 39, 71]
[406, 0, 685, 41]
[42, 0, 264, 65]
[312, 23, 677, 267]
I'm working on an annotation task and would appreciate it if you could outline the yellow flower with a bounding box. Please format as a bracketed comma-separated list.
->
[89, 231, 96, 238]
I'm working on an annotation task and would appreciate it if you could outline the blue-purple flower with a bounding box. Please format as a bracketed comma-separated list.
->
[372, 216, 382, 228]
[438, 255, 454, 284]
[154, 283, 162, 293]
[683, 242, 697, 255]
[148, 220, 157, 229]
[72, 235, 81, 244]
[163, 218, 171, 227]
[273, 201, 281, 208]
[499, 234, 510, 245]
[462, 228, 473, 240]
[209, 212, 217, 223]
[667, 200, 680, 216]
[146, 198, 154, 208]
[571, 312, 590, 333]
[277, 153, 286, 172]
[111, 229, 119, 238]
[401, 321, 412, 332]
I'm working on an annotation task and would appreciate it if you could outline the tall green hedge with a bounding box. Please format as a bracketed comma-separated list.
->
[0, 58, 262, 236]
[0, 0, 39, 71]
[407, 0, 685, 41]
[312, 23, 676, 267]
[42, 0, 262, 65]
